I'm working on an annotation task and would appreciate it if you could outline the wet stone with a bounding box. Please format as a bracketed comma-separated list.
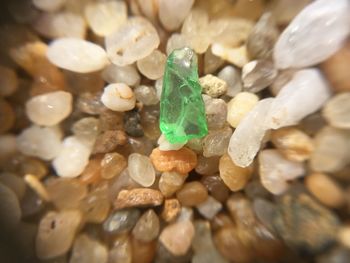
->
[124, 109, 144, 137]
[132, 209, 160, 242]
[114, 188, 164, 209]
[103, 208, 140, 235]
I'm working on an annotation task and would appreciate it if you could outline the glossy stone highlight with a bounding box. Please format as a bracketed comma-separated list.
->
[160, 47, 208, 143]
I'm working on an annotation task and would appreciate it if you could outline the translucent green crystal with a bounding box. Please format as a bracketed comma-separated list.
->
[160, 47, 208, 144]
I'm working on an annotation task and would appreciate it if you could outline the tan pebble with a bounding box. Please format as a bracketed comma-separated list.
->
[114, 188, 164, 209]
[79, 157, 102, 185]
[338, 226, 350, 248]
[305, 172, 345, 208]
[161, 198, 181, 222]
[199, 74, 227, 98]
[36, 210, 82, 260]
[271, 127, 314, 162]
[24, 174, 50, 201]
[159, 220, 195, 256]
[159, 171, 187, 198]
[101, 152, 127, 179]
[131, 237, 157, 263]
[219, 153, 252, 191]
[211, 44, 249, 68]
[176, 181, 208, 206]
[150, 147, 197, 174]
[0, 99, 15, 134]
[92, 130, 127, 154]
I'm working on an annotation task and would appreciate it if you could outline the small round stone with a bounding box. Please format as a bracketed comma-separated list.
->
[217, 65, 242, 97]
[132, 209, 160, 242]
[26, 91, 73, 126]
[0, 134, 16, 160]
[80, 157, 102, 185]
[134, 85, 159, 106]
[305, 172, 345, 208]
[36, 210, 82, 260]
[72, 117, 100, 142]
[195, 155, 220, 176]
[47, 38, 108, 73]
[199, 74, 228, 98]
[159, 220, 195, 256]
[201, 175, 230, 202]
[102, 64, 140, 86]
[0, 65, 18, 97]
[202, 127, 232, 157]
[322, 92, 350, 129]
[105, 17, 160, 66]
[159, 171, 187, 198]
[137, 50, 167, 80]
[53, 136, 91, 178]
[80, 186, 110, 223]
[128, 153, 156, 187]
[219, 153, 252, 191]
[166, 33, 189, 55]
[202, 95, 228, 130]
[196, 196, 222, 220]
[176, 181, 208, 206]
[16, 125, 62, 161]
[32, 0, 66, 12]
[70, 234, 108, 263]
[101, 83, 136, 112]
[158, 0, 194, 31]
[226, 92, 259, 128]
[103, 208, 140, 235]
[101, 152, 127, 179]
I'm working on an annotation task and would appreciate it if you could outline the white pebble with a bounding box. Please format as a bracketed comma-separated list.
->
[26, 91, 73, 126]
[322, 93, 350, 129]
[137, 50, 167, 80]
[84, 0, 127, 37]
[267, 69, 331, 129]
[17, 125, 62, 161]
[102, 64, 140, 86]
[33, 12, 86, 39]
[228, 98, 273, 168]
[158, 134, 186, 151]
[32, 0, 66, 12]
[159, 0, 194, 31]
[47, 38, 108, 73]
[101, 83, 136, 112]
[259, 149, 305, 195]
[274, 0, 350, 69]
[128, 153, 156, 187]
[53, 136, 91, 178]
[105, 17, 160, 66]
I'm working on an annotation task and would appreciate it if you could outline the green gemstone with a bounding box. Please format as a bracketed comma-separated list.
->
[160, 47, 208, 144]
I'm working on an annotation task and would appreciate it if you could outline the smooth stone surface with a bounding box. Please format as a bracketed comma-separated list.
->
[70, 234, 108, 263]
[196, 196, 222, 220]
[135, 85, 159, 106]
[132, 209, 160, 242]
[176, 181, 208, 206]
[32, 0, 66, 12]
[202, 95, 227, 130]
[160, 47, 208, 143]
[103, 209, 140, 234]
[158, 0, 194, 31]
[137, 50, 167, 80]
[217, 66, 242, 97]
[322, 92, 350, 129]
[101, 83, 136, 112]
[0, 183, 21, 230]
[102, 64, 140, 87]
[159, 171, 187, 198]
[202, 127, 232, 157]
[158, 134, 186, 151]
[274, 0, 350, 69]
[101, 152, 127, 179]
[47, 38, 108, 73]
[128, 153, 156, 187]
[26, 91, 73, 126]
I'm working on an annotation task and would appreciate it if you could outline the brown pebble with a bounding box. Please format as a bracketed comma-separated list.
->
[79, 157, 102, 185]
[131, 238, 157, 263]
[92, 130, 127, 154]
[150, 147, 197, 174]
[0, 99, 15, 134]
[161, 198, 181, 222]
[306, 172, 345, 208]
[114, 188, 164, 209]
[101, 152, 127, 179]
[99, 110, 124, 131]
[321, 41, 350, 92]
[201, 175, 230, 202]
[176, 181, 208, 207]
[219, 153, 252, 191]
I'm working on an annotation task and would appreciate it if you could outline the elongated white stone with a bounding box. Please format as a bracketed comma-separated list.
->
[159, 0, 194, 31]
[274, 0, 350, 69]
[47, 38, 108, 73]
[228, 98, 273, 167]
[267, 69, 331, 129]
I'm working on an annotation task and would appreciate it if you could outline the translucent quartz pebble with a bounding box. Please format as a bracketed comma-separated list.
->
[53, 136, 92, 178]
[101, 83, 136, 112]
[192, 221, 228, 263]
[80, 187, 110, 223]
[242, 59, 277, 93]
[101, 152, 127, 179]
[0, 65, 18, 97]
[202, 95, 227, 130]
[17, 125, 62, 161]
[274, 0, 350, 69]
[160, 47, 208, 143]
[159, 171, 187, 197]
[134, 85, 159, 106]
[103, 209, 140, 234]
[47, 38, 108, 73]
[26, 91, 72, 126]
[259, 149, 305, 195]
[159, 220, 195, 256]
[228, 98, 273, 167]
[128, 153, 156, 187]
[166, 33, 189, 55]
[84, 0, 127, 37]
[159, 0, 194, 31]
[72, 117, 100, 142]
[267, 69, 331, 129]
[102, 64, 140, 87]
[202, 127, 232, 157]
[0, 183, 21, 230]
[137, 50, 167, 80]
[211, 44, 249, 68]
[105, 17, 160, 66]
[310, 126, 350, 173]
[158, 134, 186, 151]
[32, 0, 66, 12]
[246, 13, 279, 60]
[226, 92, 259, 128]
[217, 66, 242, 97]
[108, 234, 132, 263]
[322, 93, 350, 129]
[196, 196, 223, 220]
[176, 181, 208, 207]
[36, 210, 82, 260]
[132, 209, 160, 242]
[70, 234, 108, 263]
[33, 12, 86, 39]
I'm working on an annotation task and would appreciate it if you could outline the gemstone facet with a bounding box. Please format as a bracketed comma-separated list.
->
[160, 47, 208, 143]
